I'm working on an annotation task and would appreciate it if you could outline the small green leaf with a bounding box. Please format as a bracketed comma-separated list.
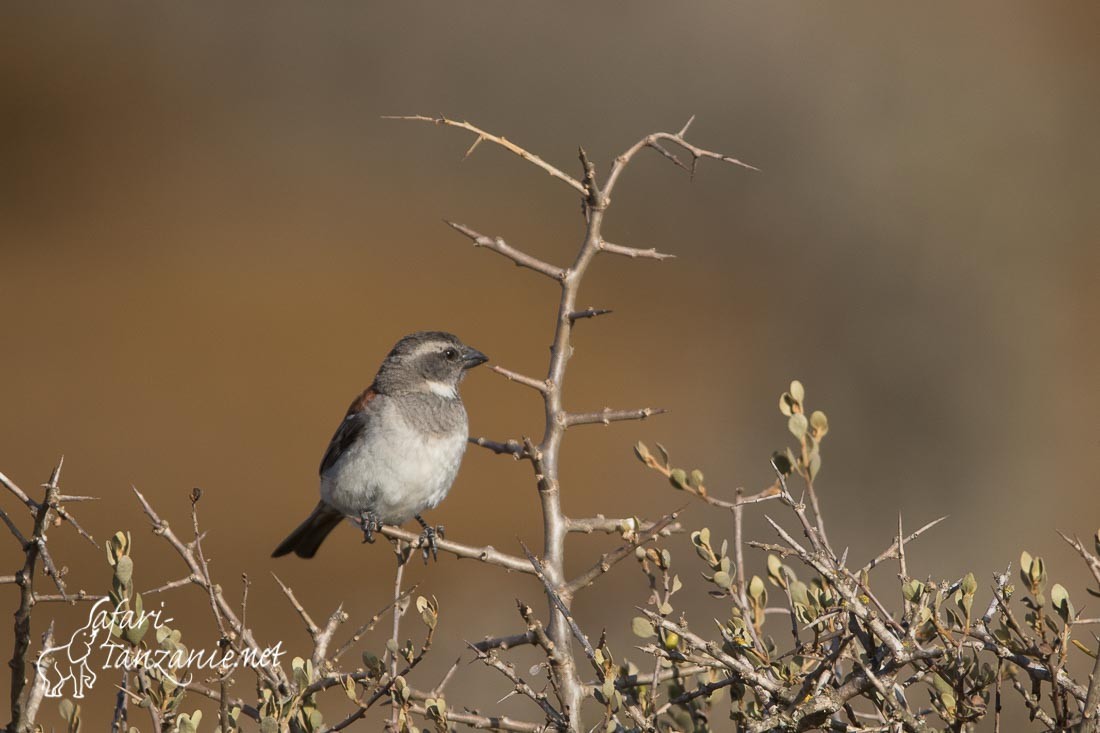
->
[789, 380, 805, 404]
[748, 575, 766, 605]
[631, 617, 656, 639]
[689, 469, 705, 489]
[810, 410, 829, 438]
[902, 579, 925, 602]
[669, 469, 688, 490]
[1030, 556, 1045, 584]
[655, 443, 671, 469]
[788, 414, 808, 440]
[808, 453, 821, 481]
[1051, 583, 1072, 621]
[115, 556, 134, 586]
[767, 555, 786, 588]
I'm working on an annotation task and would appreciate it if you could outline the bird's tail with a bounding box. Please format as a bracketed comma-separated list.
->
[271, 502, 345, 559]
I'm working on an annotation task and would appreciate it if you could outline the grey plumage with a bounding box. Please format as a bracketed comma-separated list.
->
[272, 502, 344, 559]
[273, 331, 487, 559]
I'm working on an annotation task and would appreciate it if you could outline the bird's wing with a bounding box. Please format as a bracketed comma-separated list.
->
[319, 386, 380, 476]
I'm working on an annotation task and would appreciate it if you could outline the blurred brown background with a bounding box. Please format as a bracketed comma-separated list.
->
[2, 2, 1098, 728]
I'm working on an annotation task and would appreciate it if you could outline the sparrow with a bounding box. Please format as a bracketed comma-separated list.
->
[272, 331, 488, 561]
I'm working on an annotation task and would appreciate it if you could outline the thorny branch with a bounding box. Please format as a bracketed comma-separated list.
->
[398, 113, 755, 731]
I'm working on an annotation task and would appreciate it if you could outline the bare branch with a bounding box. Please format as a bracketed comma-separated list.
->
[472, 630, 537, 654]
[378, 525, 535, 575]
[0, 507, 28, 546]
[142, 575, 196, 595]
[22, 622, 54, 728]
[1061, 531, 1100, 587]
[332, 584, 418, 663]
[446, 221, 565, 281]
[567, 307, 612, 322]
[0, 469, 37, 512]
[388, 546, 409, 728]
[131, 486, 289, 690]
[9, 459, 64, 730]
[469, 436, 529, 459]
[409, 703, 545, 732]
[604, 120, 758, 198]
[598, 239, 675, 261]
[860, 515, 950, 574]
[385, 114, 587, 195]
[468, 642, 567, 727]
[272, 573, 320, 637]
[565, 509, 681, 594]
[565, 514, 679, 535]
[563, 407, 665, 428]
[491, 365, 550, 394]
[521, 543, 599, 677]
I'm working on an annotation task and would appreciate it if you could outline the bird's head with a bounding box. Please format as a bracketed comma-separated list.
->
[375, 331, 488, 398]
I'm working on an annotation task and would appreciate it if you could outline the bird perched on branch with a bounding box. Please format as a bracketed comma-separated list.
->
[273, 331, 488, 561]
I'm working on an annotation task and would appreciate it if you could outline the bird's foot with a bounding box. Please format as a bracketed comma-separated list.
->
[359, 511, 382, 544]
[415, 515, 444, 563]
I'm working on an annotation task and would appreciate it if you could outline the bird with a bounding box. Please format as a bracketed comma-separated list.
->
[272, 331, 488, 561]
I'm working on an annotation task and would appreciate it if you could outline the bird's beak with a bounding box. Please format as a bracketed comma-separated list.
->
[462, 347, 489, 369]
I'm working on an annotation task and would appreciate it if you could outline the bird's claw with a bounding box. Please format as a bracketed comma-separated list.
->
[359, 511, 382, 544]
[417, 524, 444, 563]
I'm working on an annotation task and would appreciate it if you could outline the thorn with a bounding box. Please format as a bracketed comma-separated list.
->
[463, 135, 484, 160]
[678, 115, 696, 137]
[48, 456, 64, 488]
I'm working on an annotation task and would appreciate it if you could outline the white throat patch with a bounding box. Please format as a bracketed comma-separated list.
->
[426, 381, 457, 399]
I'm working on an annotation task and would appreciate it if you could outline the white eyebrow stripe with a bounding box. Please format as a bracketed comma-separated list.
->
[426, 381, 457, 399]
[411, 341, 447, 358]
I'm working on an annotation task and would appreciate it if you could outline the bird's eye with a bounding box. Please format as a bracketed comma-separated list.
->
[443, 348, 458, 361]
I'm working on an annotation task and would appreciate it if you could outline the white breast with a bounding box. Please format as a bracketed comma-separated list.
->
[321, 398, 468, 525]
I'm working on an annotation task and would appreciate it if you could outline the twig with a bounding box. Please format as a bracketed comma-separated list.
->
[565, 515, 679, 535]
[603, 118, 757, 197]
[491, 364, 550, 394]
[408, 704, 544, 732]
[389, 542, 409, 728]
[469, 436, 529, 458]
[563, 407, 665, 428]
[598, 240, 675, 260]
[378, 525, 534, 574]
[446, 221, 566, 281]
[473, 630, 537, 654]
[567, 307, 612, 322]
[131, 486, 289, 690]
[521, 543, 596, 668]
[468, 643, 567, 727]
[332, 585, 418, 662]
[8, 459, 63, 731]
[860, 515, 950, 574]
[565, 509, 681, 593]
[385, 115, 587, 195]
